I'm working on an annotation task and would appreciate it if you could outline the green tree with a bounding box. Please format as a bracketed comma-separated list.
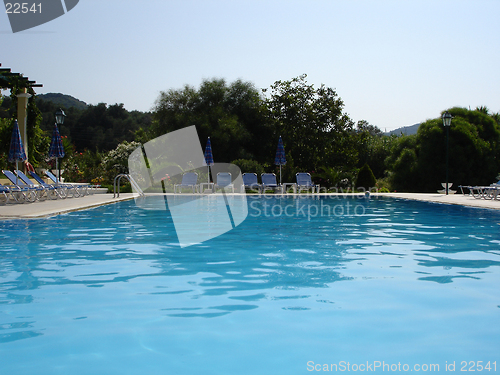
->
[36, 98, 151, 152]
[387, 107, 500, 192]
[386, 134, 418, 191]
[355, 120, 390, 178]
[151, 78, 272, 164]
[265, 74, 357, 174]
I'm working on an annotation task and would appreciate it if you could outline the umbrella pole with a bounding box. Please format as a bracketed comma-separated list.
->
[16, 160, 19, 185]
[56, 158, 59, 184]
[207, 166, 210, 183]
[280, 165, 282, 185]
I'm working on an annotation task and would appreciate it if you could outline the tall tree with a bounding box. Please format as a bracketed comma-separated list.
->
[388, 107, 500, 192]
[265, 74, 356, 173]
[35, 99, 151, 152]
[151, 78, 272, 164]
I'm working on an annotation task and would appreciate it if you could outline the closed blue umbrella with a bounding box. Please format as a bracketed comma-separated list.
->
[8, 120, 27, 185]
[204, 137, 214, 183]
[274, 136, 286, 185]
[48, 123, 65, 183]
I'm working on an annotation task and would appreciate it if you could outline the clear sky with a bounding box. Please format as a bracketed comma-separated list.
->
[1, 0, 499, 131]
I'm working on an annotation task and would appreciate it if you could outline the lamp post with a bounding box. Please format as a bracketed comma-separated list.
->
[442, 111, 452, 195]
[54, 108, 66, 182]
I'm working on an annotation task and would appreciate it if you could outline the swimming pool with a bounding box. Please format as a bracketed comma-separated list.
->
[1, 196, 499, 374]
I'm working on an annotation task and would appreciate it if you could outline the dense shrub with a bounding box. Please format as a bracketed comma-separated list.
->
[355, 163, 376, 190]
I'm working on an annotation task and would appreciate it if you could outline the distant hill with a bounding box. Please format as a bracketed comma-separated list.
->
[37, 93, 88, 110]
[386, 123, 420, 136]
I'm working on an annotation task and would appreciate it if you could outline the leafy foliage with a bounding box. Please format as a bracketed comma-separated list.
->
[35, 98, 151, 152]
[231, 159, 266, 176]
[355, 120, 394, 178]
[151, 78, 273, 165]
[265, 74, 357, 174]
[101, 140, 142, 181]
[387, 108, 500, 192]
[355, 163, 377, 190]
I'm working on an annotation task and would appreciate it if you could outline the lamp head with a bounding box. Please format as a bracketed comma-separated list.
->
[442, 111, 452, 127]
[55, 108, 66, 125]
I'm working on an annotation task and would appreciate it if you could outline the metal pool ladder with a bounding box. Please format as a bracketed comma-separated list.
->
[113, 174, 145, 198]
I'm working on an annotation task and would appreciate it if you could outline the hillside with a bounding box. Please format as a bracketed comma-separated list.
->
[37, 93, 88, 110]
[386, 123, 420, 136]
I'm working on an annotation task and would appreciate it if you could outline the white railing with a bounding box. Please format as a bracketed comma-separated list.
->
[113, 174, 144, 198]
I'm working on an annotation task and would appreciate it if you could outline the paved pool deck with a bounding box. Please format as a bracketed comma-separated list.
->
[0, 192, 499, 220]
[374, 192, 500, 210]
[0, 193, 136, 219]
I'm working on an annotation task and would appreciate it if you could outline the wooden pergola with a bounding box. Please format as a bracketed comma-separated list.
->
[1, 63, 43, 161]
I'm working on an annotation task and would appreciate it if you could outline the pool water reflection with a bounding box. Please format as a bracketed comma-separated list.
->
[1, 196, 499, 374]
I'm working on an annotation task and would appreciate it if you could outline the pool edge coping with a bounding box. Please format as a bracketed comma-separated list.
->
[1, 192, 499, 220]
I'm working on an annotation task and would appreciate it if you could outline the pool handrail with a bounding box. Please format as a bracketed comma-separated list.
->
[114, 174, 145, 198]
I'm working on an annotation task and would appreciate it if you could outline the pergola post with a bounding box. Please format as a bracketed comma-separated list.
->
[16, 88, 32, 161]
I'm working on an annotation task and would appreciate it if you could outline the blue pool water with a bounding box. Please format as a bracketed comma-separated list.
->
[1, 196, 499, 374]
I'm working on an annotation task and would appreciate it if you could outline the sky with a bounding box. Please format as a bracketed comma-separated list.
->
[1, 0, 499, 131]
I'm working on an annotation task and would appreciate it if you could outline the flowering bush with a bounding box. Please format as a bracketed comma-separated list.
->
[101, 141, 141, 183]
[91, 177, 103, 185]
[61, 144, 103, 183]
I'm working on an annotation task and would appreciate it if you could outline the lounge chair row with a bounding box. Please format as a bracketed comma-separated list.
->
[174, 172, 235, 193]
[1, 169, 95, 204]
[173, 172, 319, 194]
[459, 181, 500, 200]
[242, 172, 319, 193]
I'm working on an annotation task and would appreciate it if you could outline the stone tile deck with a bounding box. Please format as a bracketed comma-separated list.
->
[0, 193, 135, 219]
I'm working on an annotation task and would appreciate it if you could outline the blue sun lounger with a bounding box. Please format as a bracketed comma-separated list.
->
[44, 170, 88, 196]
[2, 170, 44, 202]
[261, 173, 282, 193]
[216, 172, 234, 193]
[30, 170, 77, 198]
[0, 184, 26, 204]
[15, 170, 65, 200]
[241, 173, 262, 193]
[174, 172, 199, 193]
[20, 170, 72, 199]
[296, 172, 320, 193]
